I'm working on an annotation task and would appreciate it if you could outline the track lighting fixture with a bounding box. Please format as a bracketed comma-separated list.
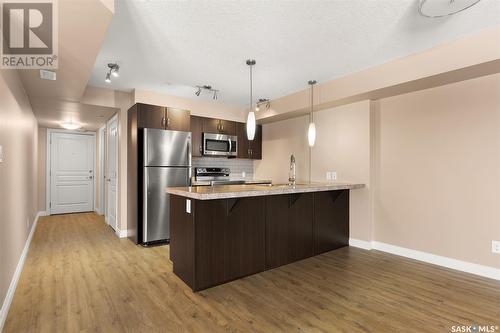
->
[194, 85, 219, 100]
[256, 98, 270, 112]
[104, 63, 119, 83]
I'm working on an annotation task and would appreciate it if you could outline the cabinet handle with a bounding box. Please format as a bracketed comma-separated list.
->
[199, 145, 203, 153]
[161, 117, 166, 128]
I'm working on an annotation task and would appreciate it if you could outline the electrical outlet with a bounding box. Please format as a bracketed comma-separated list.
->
[326, 171, 331, 180]
[0, 145, 4, 163]
[492, 240, 500, 254]
[242, 171, 246, 178]
[331, 171, 337, 180]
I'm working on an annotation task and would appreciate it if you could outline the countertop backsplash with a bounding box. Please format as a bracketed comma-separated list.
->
[192, 157, 255, 180]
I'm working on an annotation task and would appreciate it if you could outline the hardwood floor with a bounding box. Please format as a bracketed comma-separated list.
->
[4, 213, 499, 332]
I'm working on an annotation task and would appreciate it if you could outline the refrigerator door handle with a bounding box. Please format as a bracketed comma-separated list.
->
[143, 167, 148, 243]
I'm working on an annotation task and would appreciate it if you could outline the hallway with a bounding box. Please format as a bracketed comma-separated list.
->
[4, 213, 500, 332]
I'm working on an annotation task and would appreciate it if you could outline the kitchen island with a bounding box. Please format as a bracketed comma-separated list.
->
[166, 182, 364, 291]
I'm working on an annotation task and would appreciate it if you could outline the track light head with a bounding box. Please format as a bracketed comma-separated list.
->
[213, 90, 217, 100]
[195, 87, 201, 96]
[105, 72, 111, 83]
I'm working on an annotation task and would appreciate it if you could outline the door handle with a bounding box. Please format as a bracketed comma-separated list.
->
[228, 139, 232, 153]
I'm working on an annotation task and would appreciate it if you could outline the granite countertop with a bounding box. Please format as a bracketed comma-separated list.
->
[166, 182, 365, 200]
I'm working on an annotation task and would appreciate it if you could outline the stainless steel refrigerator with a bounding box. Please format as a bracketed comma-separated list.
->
[142, 128, 191, 244]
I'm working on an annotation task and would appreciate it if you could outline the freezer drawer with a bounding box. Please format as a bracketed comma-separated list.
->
[143, 166, 189, 243]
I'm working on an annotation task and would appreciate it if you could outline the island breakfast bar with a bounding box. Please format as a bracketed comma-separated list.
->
[166, 183, 364, 291]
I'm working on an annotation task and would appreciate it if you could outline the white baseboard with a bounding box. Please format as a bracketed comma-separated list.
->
[0, 211, 43, 332]
[349, 238, 500, 281]
[115, 228, 128, 238]
[349, 238, 373, 250]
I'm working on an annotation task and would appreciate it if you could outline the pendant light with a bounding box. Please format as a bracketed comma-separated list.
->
[307, 80, 317, 147]
[246, 59, 256, 140]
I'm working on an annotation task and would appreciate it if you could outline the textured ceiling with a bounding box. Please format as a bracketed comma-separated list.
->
[89, 0, 500, 107]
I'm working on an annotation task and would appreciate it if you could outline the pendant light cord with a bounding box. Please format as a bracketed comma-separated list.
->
[308, 80, 316, 183]
[250, 64, 253, 111]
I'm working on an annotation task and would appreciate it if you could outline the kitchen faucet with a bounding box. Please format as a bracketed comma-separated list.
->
[288, 154, 296, 186]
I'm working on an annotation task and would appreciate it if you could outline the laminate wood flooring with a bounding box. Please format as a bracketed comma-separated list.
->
[4, 213, 499, 332]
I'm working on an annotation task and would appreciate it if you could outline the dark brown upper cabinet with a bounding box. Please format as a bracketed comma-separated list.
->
[166, 107, 190, 132]
[136, 103, 190, 131]
[190, 116, 204, 157]
[236, 122, 262, 160]
[203, 118, 236, 136]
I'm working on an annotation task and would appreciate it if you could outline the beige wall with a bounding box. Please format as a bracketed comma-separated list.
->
[116, 91, 134, 232]
[37, 127, 46, 211]
[374, 73, 500, 268]
[258, 74, 500, 269]
[0, 70, 39, 312]
[255, 101, 372, 241]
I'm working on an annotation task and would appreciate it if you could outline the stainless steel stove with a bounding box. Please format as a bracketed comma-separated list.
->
[193, 167, 245, 186]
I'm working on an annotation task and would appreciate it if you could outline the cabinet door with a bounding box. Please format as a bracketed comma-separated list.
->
[248, 124, 262, 160]
[225, 197, 266, 280]
[190, 116, 204, 157]
[194, 199, 226, 291]
[314, 190, 349, 255]
[236, 122, 249, 159]
[166, 108, 190, 132]
[203, 118, 220, 133]
[266, 193, 314, 269]
[218, 120, 236, 135]
[137, 103, 165, 129]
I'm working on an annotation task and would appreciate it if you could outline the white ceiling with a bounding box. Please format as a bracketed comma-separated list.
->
[89, 0, 500, 107]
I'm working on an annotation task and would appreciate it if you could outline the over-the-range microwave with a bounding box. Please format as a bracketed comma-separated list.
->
[202, 133, 237, 157]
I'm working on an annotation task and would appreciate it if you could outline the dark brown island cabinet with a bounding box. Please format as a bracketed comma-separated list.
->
[170, 190, 349, 291]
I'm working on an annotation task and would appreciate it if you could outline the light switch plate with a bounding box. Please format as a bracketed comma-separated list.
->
[186, 199, 191, 214]
[331, 171, 337, 180]
[492, 240, 500, 254]
[0, 145, 3, 163]
[326, 172, 331, 180]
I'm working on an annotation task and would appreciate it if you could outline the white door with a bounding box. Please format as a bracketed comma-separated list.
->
[49, 132, 95, 214]
[106, 116, 118, 231]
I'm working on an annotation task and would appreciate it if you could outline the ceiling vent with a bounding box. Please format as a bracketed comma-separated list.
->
[40, 69, 56, 80]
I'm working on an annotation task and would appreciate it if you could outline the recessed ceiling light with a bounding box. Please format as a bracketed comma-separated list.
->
[40, 69, 56, 80]
[61, 121, 81, 130]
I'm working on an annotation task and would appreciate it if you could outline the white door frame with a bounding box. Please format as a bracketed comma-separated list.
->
[97, 125, 106, 215]
[105, 114, 119, 229]
[46, 129, 96, 215]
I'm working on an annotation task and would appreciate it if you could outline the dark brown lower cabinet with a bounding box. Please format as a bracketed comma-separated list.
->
[314, 190, 350, 255]
[265, 193, 314, 269]
[170, 190, 349, 291]
[225, 197, 266, 281]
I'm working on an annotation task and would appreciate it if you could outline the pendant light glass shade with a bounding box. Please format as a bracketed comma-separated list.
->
[246, 111, 256, 140]
[307, 80, 317, 147]
[307, 122, 316, 147]
[246, 59, 256, 140]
